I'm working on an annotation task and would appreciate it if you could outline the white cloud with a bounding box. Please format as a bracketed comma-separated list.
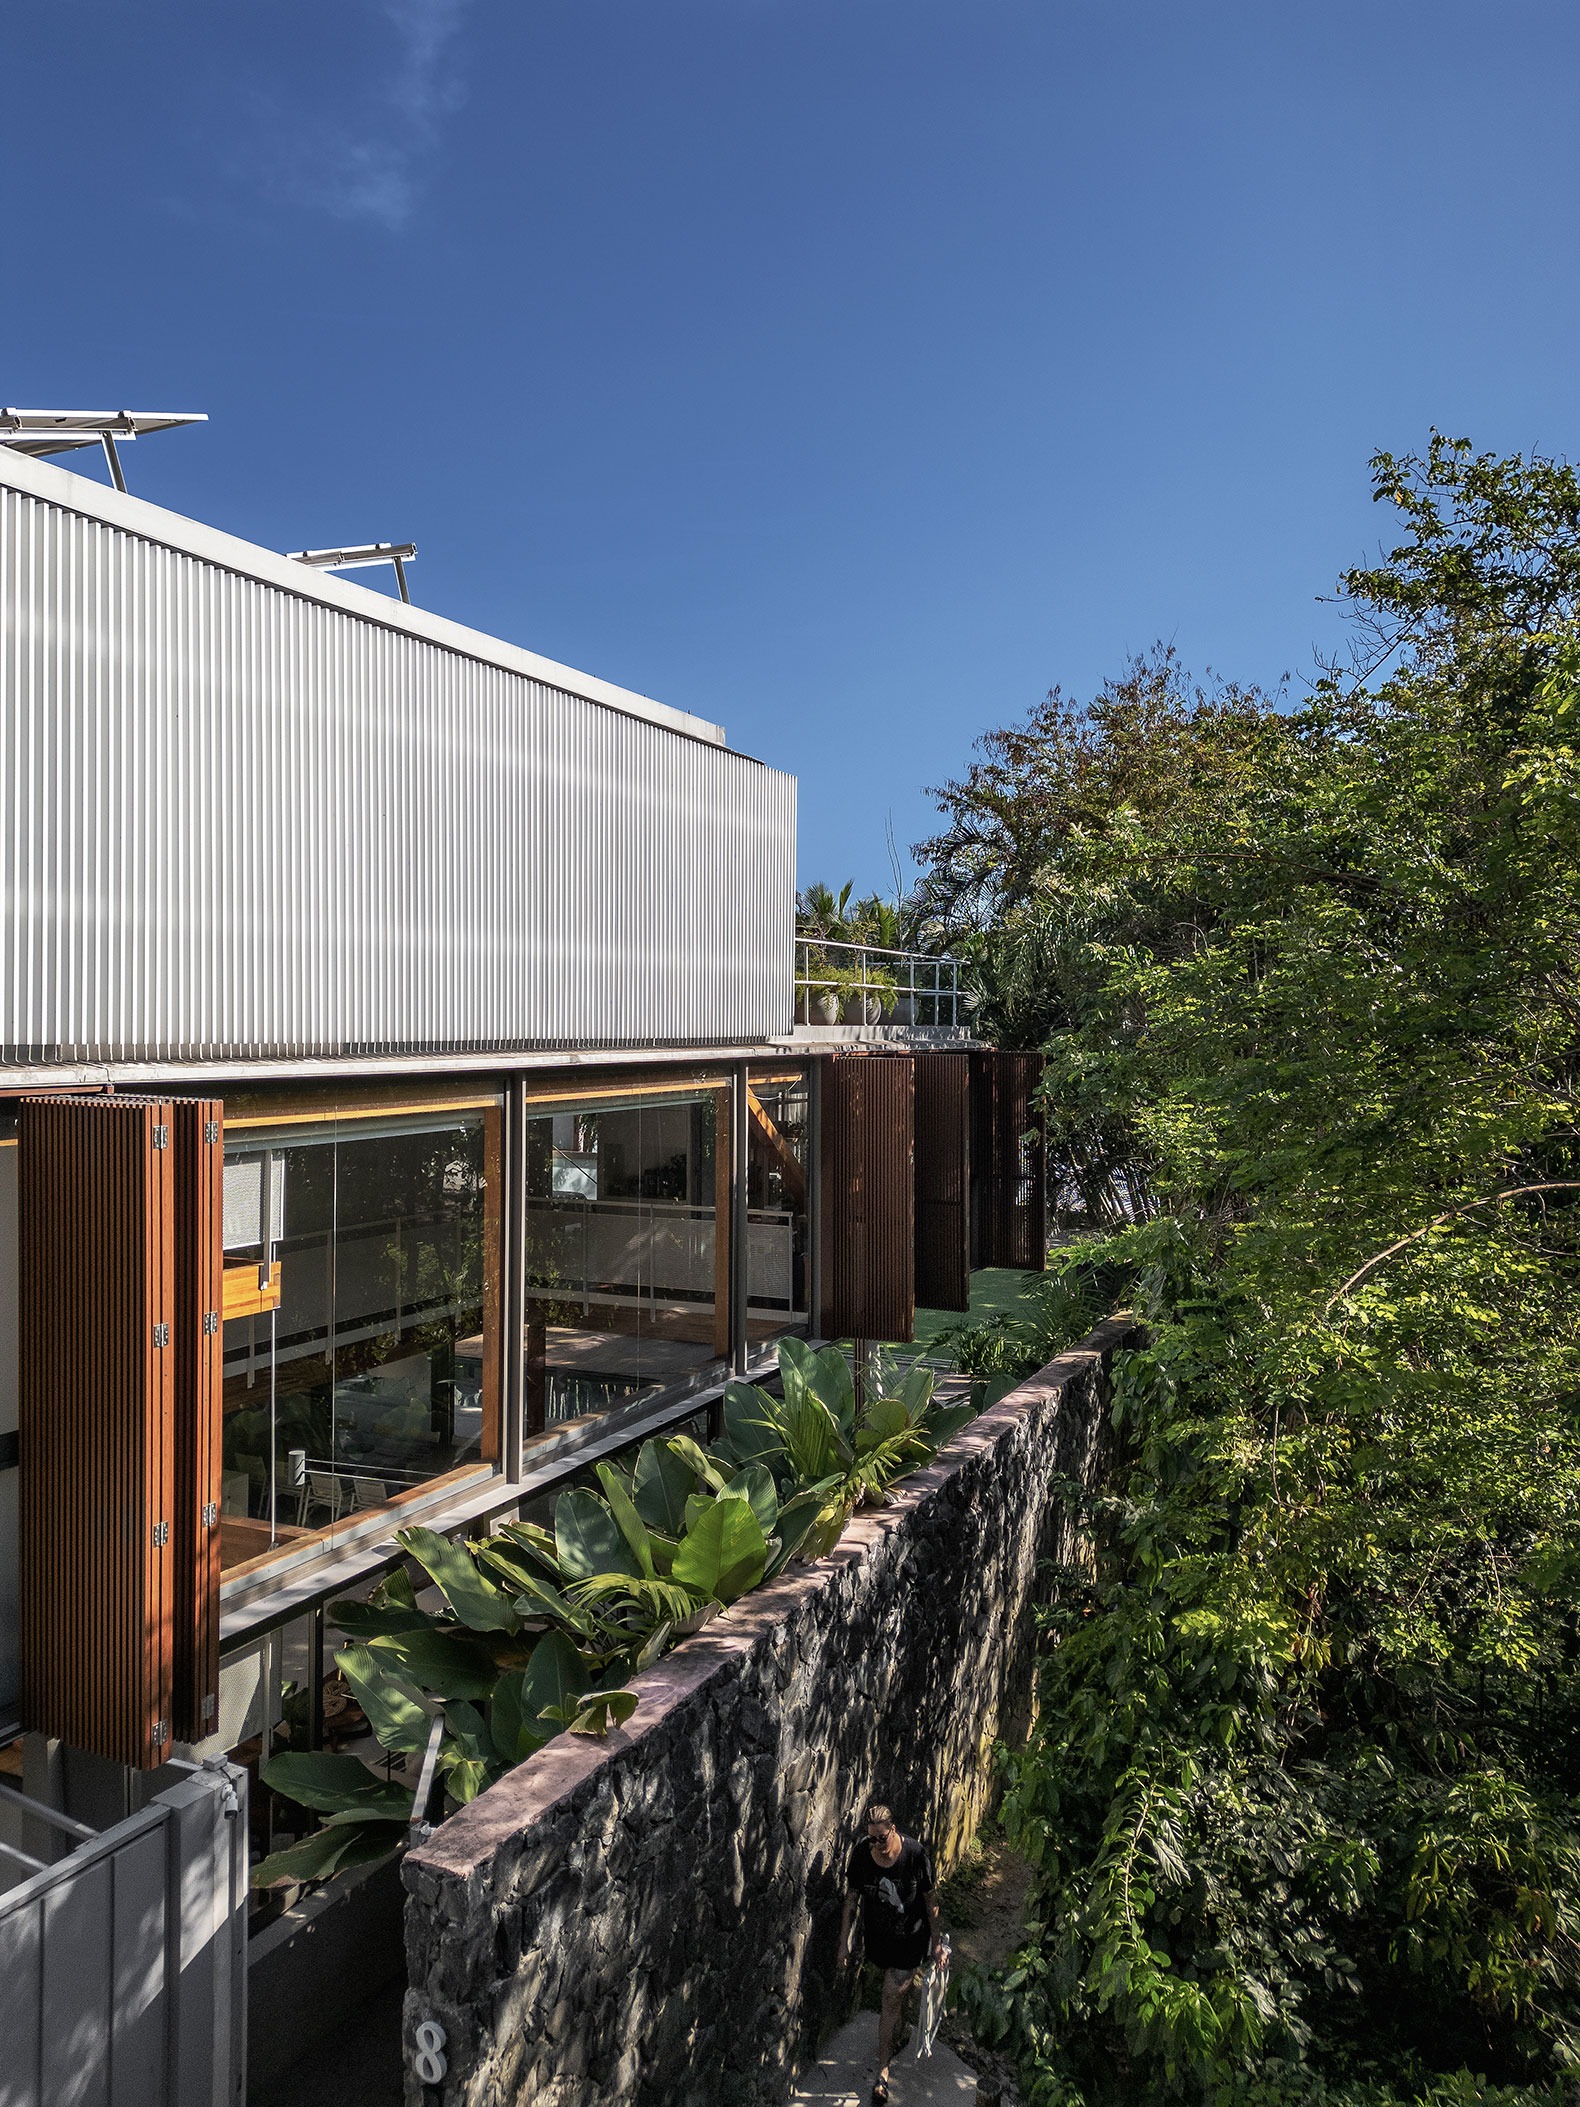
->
[266, 0, 474, 231]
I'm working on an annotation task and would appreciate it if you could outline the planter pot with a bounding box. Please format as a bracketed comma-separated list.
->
[888, 994, 915, 1026]
[795, 989, 812, 1025]
[844, 992, 881, 1025]
[816, 990, 844, 1026]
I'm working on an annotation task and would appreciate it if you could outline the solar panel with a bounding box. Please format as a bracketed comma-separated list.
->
[0, 409, 207, 491]
[287, 542, 418, 603]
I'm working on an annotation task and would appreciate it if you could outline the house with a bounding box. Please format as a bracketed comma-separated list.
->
[0, 433, 1042, 2101]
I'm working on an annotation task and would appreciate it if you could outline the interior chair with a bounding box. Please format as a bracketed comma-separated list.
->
[297, 1469, 347, 1527]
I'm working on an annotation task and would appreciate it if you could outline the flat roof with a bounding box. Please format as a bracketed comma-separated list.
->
[0, 444, 726, 748]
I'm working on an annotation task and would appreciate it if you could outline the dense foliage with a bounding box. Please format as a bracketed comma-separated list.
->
[929, 439, 1580, 2104]
[254, 1339, 971, 1884]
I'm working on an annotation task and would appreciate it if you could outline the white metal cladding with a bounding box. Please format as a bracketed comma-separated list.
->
[0, 467, 795, 1061]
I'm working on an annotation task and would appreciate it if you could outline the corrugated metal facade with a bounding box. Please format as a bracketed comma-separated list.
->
[0, 461, 795, 1062]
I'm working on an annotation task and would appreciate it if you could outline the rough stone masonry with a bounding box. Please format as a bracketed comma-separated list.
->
[401, 1317, 1136, 2107]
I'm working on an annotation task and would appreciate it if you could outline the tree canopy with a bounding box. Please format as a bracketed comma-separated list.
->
[930, 437, 1580, 2105]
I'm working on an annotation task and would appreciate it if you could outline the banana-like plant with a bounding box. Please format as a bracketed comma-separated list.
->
[254, 1339, 974, 1888]
[713, 1337, 976, 1555]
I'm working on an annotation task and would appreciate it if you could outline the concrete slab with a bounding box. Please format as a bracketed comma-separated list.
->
[793, 2015, 980, 2105]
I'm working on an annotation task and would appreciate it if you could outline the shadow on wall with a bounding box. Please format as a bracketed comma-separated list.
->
[401, 1316, 1136, 2107]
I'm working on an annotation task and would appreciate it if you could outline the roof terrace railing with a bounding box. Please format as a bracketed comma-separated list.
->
[794, 937, 964, 1029]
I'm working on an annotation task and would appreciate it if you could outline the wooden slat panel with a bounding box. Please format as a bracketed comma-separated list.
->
[171, 1101, 223, 1744]
[913, 1053, 971, 1312]
[19, 1097, 177, 1769]
[970, 1052, 1047, 1271]
[818, 1055, 915, 1343]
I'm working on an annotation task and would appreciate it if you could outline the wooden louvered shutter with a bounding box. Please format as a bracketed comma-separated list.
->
[20, 1096, 178, 1768]
[171, 1099, 223, 1743]
[818, 1055, 915, 1343]
[970, 1051, 1047, 1272]
[912, 1053, 971, 1312]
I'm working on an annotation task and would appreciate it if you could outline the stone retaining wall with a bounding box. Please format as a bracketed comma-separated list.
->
[402, 1318, 1135, 2107]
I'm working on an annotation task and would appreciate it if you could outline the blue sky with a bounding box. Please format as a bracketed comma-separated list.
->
[4, 2, 1578, 894]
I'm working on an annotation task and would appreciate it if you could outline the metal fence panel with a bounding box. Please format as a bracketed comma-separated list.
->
[0, 1763, 245, 2107]
[0, 456, 795, 1062]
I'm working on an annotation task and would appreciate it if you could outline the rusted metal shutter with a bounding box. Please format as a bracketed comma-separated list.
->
[970, 1051, 1047, 1272]
[19, 1096, 178, 1768]
[818, 1055, 915, 1343]
[171, 1099, 224, 1743]
[913, 1053, 971, 1312]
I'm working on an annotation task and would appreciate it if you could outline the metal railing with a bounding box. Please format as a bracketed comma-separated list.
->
[0, 1759, 247, 2106]
[794, 938, 964, 1029]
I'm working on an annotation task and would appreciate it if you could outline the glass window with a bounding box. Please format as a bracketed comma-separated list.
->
[524, 1091, 728, 1431]
[746, 1073, 811, 1347]
[219, 1103, 500, 1574]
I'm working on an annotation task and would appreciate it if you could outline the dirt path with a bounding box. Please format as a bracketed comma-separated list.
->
[933, 1830, 1035, 2105]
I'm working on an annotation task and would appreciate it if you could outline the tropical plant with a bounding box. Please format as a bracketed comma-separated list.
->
[797, 880, 856, 941]
[254, 1338, 976, 1886]
[923, 436, 1580, 2105]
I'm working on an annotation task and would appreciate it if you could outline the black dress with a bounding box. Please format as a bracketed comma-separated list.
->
[846, 1836, 935, 1971]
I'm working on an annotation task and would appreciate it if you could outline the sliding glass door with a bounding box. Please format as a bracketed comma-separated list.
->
[219, 1101, 501, 1573]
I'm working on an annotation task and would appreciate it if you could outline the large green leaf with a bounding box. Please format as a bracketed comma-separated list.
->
[490, 1630, 589, 1765]
[488, 1675, 551, 1767]
[777, 1336, 815, 1417]
[440, 1701, 494, 1767]
[782, 1387, 847, 1483]
[926, 1403, 975, 1449]
[671, 1495, 767, 1603]
[663, 1433, 731, 1495]
[763, 1499, 824, 1578]
[631, 1437, 699, 1532]
[397, 1525, 518, 1633]
[474, 1534, 554, 1592]
[259, 1751, 410, 1818]
[724, 1462, 779, 1536]
[810, 1345, 857, 1433]
[364, 1626, 499, 1699]
[334, 1643, 434, 1754]
[566, 1688, 638, 1737]
[437, 1751, 493, 1803]
[497, 1565, 597, 1636]
[800, 1494, 856, 1561]
[898, 1361, 936, 1416]
[250, 1818, 403, 1888]
[495, 1520, 562, 1576]
[595, 1462, 656, 1577]
[328, 1566, 433, 1639]
[719, 1382, 789, 1474]
[327, 1597, 432, 1640]
[858, 1398, 913, 1450]
[554, 1488, 642, 1581]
